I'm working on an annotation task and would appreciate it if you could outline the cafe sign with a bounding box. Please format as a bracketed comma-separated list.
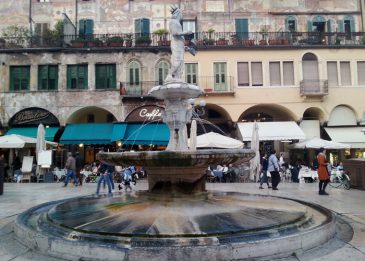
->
[9, 107, 60, 127]
[125, 105, 164, 122]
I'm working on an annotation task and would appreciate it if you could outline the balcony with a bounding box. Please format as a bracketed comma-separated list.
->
[120, 76, 235, 98]
[1, 32, 365, 50]
[300, 79, 328, 98]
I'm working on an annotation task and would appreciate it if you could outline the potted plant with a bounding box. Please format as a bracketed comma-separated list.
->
[124, 34, 133, 47]
[154, 28, 170, 46]
[230, 34, 241, 45]
[259, 26, 269, 45]
[135, 35, 151, 47]
[70, 38, 86, 48]
[107, 36, 124, 47]
[216, 37, 228, 46]
[206, 28, 215, 45]
[87, 38, 102, 47]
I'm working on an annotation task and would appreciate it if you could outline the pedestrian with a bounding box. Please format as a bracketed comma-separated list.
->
[259, 153, 271, 189]
[268, 149, 280, 190]
[63, 152, 78, 187]
[75, 151, 83, 186]
[317, 148, 330, 195]
[96, 162, 113, 195]
[13, 155, 22, 183]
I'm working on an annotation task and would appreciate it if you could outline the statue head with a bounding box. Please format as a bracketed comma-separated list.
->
[170, 5, 182, 20]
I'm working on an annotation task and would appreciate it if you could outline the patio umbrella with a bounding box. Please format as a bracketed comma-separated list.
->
[249, 122, 261, 181]
[0, 134, 38, 148]
[36, 123, 46, 162]
[291, 137, 350, 149]
[189, 119, 197, 151]
[195, 132, 244, 149]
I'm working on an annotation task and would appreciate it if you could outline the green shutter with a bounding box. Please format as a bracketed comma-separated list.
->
[109, 64, 116, 88]
[79, 20, 85, 37]
[135, 19, 141, 35]
[307, 21, 313, 32]
[142, 18, 150, 36]
[38, 65, 47, 90]
[235, 19, 248, 39]
[48, 65, 58, 90]
[338, 20, 344, 32]
[85, 19, 94, 36]
[23, 67, 30, 90]
[350, 19, 355, 33]
[95, 65, 101, 89]
[135, 67, 140, 85]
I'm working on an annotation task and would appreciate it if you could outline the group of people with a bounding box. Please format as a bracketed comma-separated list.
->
[62, 152, 138, 196]
[258, 147, 333, 195]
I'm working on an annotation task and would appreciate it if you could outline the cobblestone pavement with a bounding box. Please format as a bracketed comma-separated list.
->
[0, 181, 364, 260]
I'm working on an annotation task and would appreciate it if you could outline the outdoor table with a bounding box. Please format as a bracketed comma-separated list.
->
[52, 169, 67, 182]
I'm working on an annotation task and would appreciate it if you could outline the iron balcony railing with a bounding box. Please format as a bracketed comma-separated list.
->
[120, 76, 235, 97]
[1, 32, 365, 49]
[299, 79, 328, 96]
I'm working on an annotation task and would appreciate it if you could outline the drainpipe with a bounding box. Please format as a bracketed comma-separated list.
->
[29, 0, 32, 34]
[361, 0, 365, 31]
[75, 0, 78, 35]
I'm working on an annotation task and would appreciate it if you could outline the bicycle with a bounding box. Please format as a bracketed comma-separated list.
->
[329, 170, 351, 190]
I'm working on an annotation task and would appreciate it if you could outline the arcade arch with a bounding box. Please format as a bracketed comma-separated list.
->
[328, 105, 357, 126]
[66, 106, 117, 124]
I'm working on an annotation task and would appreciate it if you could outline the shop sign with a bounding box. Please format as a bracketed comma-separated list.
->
[126, 105, 164, 122]
[9, 107, 60, 127]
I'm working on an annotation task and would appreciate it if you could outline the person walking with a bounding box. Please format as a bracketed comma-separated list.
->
[317, 148, 330, 195]
[96, 162, 113, 196]
[75, 152, 83, 186]
[268, 149, 280, 190]
[259, 154, 271, 189]
[63, 152, 78, 187]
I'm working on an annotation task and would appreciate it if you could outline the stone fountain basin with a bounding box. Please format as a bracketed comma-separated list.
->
[98, 149, 255, 194]
[148, 81, 203, 99]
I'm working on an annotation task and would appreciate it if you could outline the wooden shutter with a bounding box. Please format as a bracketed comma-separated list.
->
[327, 62, 338, 86]
[251, 62, 263, 86]
[340, 62, 351, 86]
[48, 65, 58, 90]
[269, 62, 281, 86]
[235, 19, 248, 39]
[237, 62, 249, 86]
[283, 62, 294, 86]
[109, 64, 116, 88]
[38, 65, 48, 90]
[357, 62, 365, 85]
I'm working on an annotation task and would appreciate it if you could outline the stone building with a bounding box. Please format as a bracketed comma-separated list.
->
[1, 0, 365, 164]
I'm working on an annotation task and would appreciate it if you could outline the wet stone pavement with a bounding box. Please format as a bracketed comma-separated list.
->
[0, 181, 364, 261]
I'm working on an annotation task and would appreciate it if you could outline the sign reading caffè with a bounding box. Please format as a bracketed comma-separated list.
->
[125, 105, 164, 122]
[9, 107, 60, 127]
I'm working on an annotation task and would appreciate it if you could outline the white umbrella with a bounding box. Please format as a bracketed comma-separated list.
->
[0, 134, 57, 149]
[36, 123, 46, 162]
[195, 132, 244, 149]
[189, 120, 197, 151]
[250, 122, 261, 181]
[291, 137, 350, 149]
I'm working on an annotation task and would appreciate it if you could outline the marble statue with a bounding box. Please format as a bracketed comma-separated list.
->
[165, 6, 197, 82]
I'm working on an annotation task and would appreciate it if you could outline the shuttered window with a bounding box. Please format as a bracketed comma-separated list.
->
[10, 66, 30, 91]
[357, 62, 365, 85]
[237, 62, 249, 86]
[156, 60, 169, 85]
[38, 65, 58, 90]
[251, 62, 263, 86]
[327, 62, 338, 86]
[67, 64, 88, 89]
[283, 62, 294, 86]
[340, 61, 351, 86]
[95, 64, 116, 89]
[185, 63, 198, 84]
[269, 62, 281, 86]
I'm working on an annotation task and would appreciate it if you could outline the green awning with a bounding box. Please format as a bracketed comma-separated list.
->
[6, 127, 59, 141]
[60, 124, 114, 145]
[110, 123, 128, 142]
[123, 123, 169, 145]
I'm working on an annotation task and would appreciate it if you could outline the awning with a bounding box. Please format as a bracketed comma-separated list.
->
[6, 127, 59, 141]
[60, 124, 114, 145]
[238, 121, 306, 141]
[325, 127, 365, 148]
[110, 123, 128, 142]
[123, 123, 169, 145]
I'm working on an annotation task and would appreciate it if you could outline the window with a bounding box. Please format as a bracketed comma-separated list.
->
[357, 62, 365, 85]
[182, 20, 196, 34]
[285, 16, 297, 32]
[67, 64, 88, 89]
[135, 18, 150, 36]
[340, 62, 351, 86]
[269, 62, 281, 86]
[283, 62, 294, 85]
[213, 62, 227, 91]
[156, 60, 169, 85]
[237, 62, 249, 86]
[95, 64, 116, 89]
[38, 65, 58, 90]
[127, 61, 141, 95]
[79, 19, 94, 38]
[327, 62, 338, 86]
[251, 62, 263, 86]
[185, 63, 198, 84]
[10, 66, 30, 91]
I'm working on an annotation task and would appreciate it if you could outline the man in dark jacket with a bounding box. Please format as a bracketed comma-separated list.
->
[63, 152, 78, 187]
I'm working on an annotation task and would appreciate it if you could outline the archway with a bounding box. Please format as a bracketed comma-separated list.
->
[328, 105, 357, 126]
[66, 106, 117, 124]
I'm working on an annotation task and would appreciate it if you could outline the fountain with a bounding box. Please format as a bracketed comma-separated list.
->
[13, 7, 336, 261]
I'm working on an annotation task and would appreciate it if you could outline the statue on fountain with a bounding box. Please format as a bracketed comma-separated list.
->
[165, 6, 197, 83]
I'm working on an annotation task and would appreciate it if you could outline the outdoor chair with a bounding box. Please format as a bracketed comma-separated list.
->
[20, 156, 34, 183]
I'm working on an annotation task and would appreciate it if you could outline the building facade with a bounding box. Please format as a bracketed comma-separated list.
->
[1, 0, 365, 164]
